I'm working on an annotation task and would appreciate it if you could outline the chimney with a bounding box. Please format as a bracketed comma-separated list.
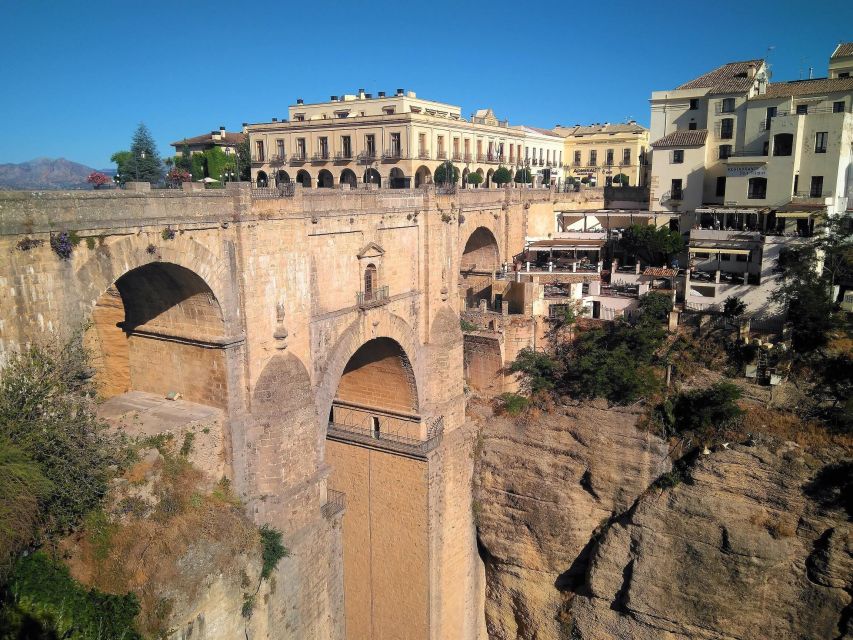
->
[220, 126, 226, 132]
[272, 118, 278, 122]
[396, 88, 404, 96]
[365, 93, 372, 99]
[296, 98, 304, 105]
[331, 95, 338, 101]
[748, 62, 756, 79]
[378, 91, 386, 98]
[358, 88, 366, 99]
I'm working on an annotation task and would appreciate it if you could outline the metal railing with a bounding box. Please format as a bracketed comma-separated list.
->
[383, 148, 402, 160]
[335, 152, 353, 161]
[270, 154, 286, 163]
[252, 182, 296, 199]
[312, 152, 331, 162]
[358, 151, 377, 164]
[418, 149, 431, 159]
[321, 489, 346, 519]
[452, 152, 463, 161]
[435, 150, 447, 160]
[356, 285, 389, 307]
[327, 414, 444, 457]
[251, 155, 265, 163]
[290, 151, 307, 162]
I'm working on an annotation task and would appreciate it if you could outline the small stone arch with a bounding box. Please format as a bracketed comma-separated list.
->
[363, 168, 381, 187]
[414, 165, 432, 188]
[276, 170, 291, 186]
[389, 167, 408, 189]
[340, 168, 357, 188]
[318, 169, 334, 188]
[256, 170, 268, 187]
[486, 168, 494, 188]
[296, 169, 312, 188]
[461, 167, 470, 186]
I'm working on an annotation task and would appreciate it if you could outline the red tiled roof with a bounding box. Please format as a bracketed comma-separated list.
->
[643, 267, 678, 277]
[650, 129, 708, 148]
[831, 42, 853, 58]
[170, 131, 244, 148]
[677, 60, 763, 91]
[751, 76, 853, 99]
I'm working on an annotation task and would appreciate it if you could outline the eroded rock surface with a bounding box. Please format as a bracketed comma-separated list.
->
[473, 400, 670, 639]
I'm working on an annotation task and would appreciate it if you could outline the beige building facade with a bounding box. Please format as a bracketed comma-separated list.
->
[248, 90, 564, 189]
[554, 122, 650, 187]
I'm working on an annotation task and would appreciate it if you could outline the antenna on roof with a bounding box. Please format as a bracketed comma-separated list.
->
[764, 45, 775, 79]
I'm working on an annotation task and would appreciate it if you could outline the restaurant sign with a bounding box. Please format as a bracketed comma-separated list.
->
[726, 165, 767, 178]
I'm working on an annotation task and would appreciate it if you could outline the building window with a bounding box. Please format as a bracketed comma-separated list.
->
[688, 121, 698, 130]
[671, 178, 683, 200]
[718, 144, 732, 159]
[342, 136, 352, 158]
[720, 97, 735, 113]
[390, 133, 401, 155]
[716, 176, 726, 197]
[671, 149, 684, 164]
[815, 131, 828, 153]
[810, 176, 823, 198]
[719, 118, 734, 140]
[364, 264, 377, 301]
[418, 133, 426, 156]
[748, 177, 767, 199]
[793, 174, 799, 193]
[255, 140, 265, 162]
[833, 100, 846, 113]
[605, 149, 614, 166]
[840, 72, 851, 78]
[589, 150, 597, 166]
[365, 134, 376, 157]
[383, 107, 395, 115]
[689, 98, 699, 110]
[622, 148, 630, 165]
[296, 138, 306, 158]
[574, 150, 581, 165]
[319, 137, 329, 158]
[773, 133, 793, 156]
[276, 139, 284, 159]
[294, 114, 305, 121]
[437, 135, 445, 156]
[795, 104, 809, 115]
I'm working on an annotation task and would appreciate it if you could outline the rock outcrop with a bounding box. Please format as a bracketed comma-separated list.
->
[567, 444, 852, 640]
[475, 399, 852, 640]
[473, 400, 670, 639]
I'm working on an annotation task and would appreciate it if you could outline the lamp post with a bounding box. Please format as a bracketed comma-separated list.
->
[135, 150, 146, 182]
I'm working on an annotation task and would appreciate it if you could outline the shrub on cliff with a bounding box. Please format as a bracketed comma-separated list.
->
[657, 382, 744, 441]
[508, 349, 560, 394]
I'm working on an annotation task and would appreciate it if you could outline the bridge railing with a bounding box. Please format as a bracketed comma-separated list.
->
[327, 413, 444, 458]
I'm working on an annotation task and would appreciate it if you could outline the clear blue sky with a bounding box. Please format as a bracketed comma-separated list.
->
[1, 0, 850, 168]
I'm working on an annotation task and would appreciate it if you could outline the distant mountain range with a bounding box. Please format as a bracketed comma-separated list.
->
[0, 158, 115, 190]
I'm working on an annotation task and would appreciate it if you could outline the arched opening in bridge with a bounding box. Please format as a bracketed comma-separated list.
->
[460, 226, 500, 309]
[276, 170, 290, 186]
[389, 167, 407, 189]
[318, 169, 334, 188]
[256, 171, 268, 188]
[326, 336, 433, 638]
[363, 168, 381, 187]
[296, 169, 312, 188]
[414, 165, 431, 187]
[85, 262, 228, 409]
[340, 168, 357, 188]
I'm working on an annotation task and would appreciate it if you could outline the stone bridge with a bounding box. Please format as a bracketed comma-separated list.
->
[0, 183, 553, 639]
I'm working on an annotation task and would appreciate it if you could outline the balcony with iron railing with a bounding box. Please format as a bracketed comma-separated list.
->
[334, 151, 353, 162]
[356, 285, 389, 308]
[436, 150, 447, 160]
[312, 151, 331, 162]
[251, 154, 265, 164]
[382, 148, 403, 160]
[269, 154, 286, 164]
[463, 153, 473, 162]
[477, 153, 488, 162]
[290, 151, 307, 163]
[358, 151, 378, 164]
[452, 151, 463, 161]
[418, 149, 431, 160]
[321, 489, 346, 519]
[327, 411, 445, 458]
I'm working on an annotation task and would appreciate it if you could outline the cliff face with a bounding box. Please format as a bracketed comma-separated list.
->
[473, 401, 670, 639]
[567, 444, 852, 640]
[474, 402, 852, 640]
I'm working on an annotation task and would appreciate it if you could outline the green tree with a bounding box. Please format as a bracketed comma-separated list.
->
[236, 134, 251, 181]
[508, 348, 560, 395]
[466, 171, 483, 187]
[723, 296, 747, 320]
[620, 223, 684, 265]
[637, 291, 674, 324]
[493, 166, 512, 185]
[203, 147, 236, 184]
[667, 382, 744, 437]
[174, 144, 192, 172]
[514, 168, 533, 184]
[434, 162, 459, 185]
[0, 335, 118, 538]
[110, 151, 131, 184]
[122, 123, 163, 184]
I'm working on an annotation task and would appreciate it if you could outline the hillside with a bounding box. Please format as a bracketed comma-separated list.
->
[0, 157, 111, 190]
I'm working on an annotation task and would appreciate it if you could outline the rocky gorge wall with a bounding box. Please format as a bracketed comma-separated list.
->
[473, 401, 852, 640]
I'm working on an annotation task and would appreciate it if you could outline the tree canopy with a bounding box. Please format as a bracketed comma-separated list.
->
[620, 223, 684, 265]
[466, 171, 483, 186]
[514, 168, 533, 184]
[434, 162, 459, 185]
[493, 166, 512, 185]
[612, 173, 630, 185]
[120, 123, 163, 184]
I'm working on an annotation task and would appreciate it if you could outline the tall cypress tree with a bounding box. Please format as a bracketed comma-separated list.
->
[123, 123, 163, 183]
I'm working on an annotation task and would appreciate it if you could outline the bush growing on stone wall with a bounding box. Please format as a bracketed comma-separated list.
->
[15, 237, 44, 252]
[49, 231, 81, 260]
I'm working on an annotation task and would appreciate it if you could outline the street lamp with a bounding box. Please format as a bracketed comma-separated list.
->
[135, 150, 146, 182]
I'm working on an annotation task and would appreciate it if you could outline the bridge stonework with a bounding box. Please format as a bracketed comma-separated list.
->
[0, 184, 550, 639]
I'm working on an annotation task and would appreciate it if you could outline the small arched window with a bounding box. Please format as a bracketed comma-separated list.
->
[364, 264, 377, 301]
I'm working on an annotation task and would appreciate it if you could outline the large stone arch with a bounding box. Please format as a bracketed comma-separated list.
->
[317, 311, 423, 425]
[460, 226, 501, 273]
